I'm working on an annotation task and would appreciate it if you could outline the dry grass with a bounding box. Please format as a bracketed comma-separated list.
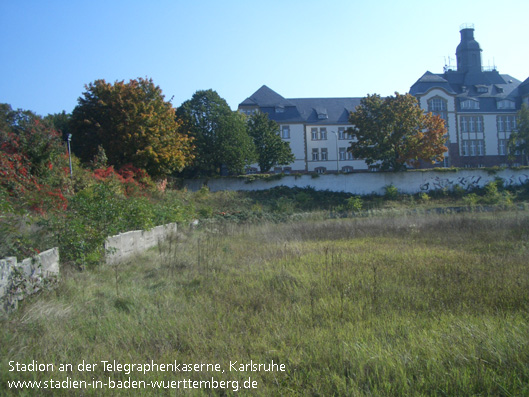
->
[1, 210, 528, 395]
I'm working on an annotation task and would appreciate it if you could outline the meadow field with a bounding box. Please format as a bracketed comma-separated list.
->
[1, 208, 528, 396]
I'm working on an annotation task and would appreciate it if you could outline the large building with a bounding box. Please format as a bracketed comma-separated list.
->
[239, 25, 527, 172]
[239, 86, 365, 173]
[410, 24, 526, 167]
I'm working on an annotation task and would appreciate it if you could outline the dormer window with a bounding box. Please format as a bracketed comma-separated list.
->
[275, 105, 285, 113]
[461, 99, 480, 109]
[497, 100, 515, 109]
[239, 107, 258, 115]
[475, 85, 488, 94]
[315, 107, 328, 120]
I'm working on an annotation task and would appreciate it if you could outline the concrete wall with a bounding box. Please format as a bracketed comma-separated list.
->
[0, 248, 60, 314]
[105, 223, 178, 265]
[1, 222, 178, 314]
[184, 168, 529, 196]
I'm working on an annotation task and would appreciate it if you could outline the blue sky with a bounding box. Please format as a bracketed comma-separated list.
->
[1, 0, 527, 116]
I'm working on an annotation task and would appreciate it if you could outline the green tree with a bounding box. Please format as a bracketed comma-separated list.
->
[45, 111, 71, 141]
[69, 78, 193, 177]
[247, 112, 295, 172]
[176, 89, 256, 176]
[348, 93, 447, 171]
[508, 104, 529, 165]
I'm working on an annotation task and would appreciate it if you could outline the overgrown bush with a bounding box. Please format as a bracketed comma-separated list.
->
[384, 184, 399, 200]
[345, 196, 363, 212]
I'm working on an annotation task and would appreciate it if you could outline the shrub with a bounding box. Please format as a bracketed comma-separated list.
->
[384, 184, 399, 200]
[419, 192, 431, 203]
[345, 196, 363, 212]
[274, 197, 295, 215]
[463, 193, 479, 207]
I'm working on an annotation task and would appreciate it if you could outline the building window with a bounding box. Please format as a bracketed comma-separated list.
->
[460, 116, 484, 133]
[347, 150, 354, 160]
[341, 166, 354, 173]
[338, 127, 345, 140]
[498, 139, 508, 155]
[339, 147, 347, 161]
[312, 148, 319, 161]
[321, 148, 328, 161]
[315, 167, 326, 174]
[240, 108, 257, 116]
[311, 128, 318, 141]
[281, 125, 290, 139]
[429, 97, 447, 112]
[320, 128, 327, 140]
[497, 100, 515, 110]
[461, 99, 480, 110]
[461, 139, 485, 156]
[338, 127, 351, 140]
[428, 97, 448, 128]
[497, 116, 517, 132]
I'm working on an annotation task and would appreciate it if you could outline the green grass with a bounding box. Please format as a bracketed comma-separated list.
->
[1, 211, 529, 395]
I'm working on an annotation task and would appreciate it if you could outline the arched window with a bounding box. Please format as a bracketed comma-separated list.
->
[428, 97, 448, 128]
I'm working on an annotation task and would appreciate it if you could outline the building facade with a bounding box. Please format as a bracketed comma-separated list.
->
[410, 25, 526, 167]
[239, 85, 367, 173]
[239, 26, 527, 173]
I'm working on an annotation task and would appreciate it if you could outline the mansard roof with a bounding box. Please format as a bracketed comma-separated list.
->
[239, 86, 361, 124]
[410, 68, 523, 112]
[410, 71, 456, 95]
[520, 77, 529, 97]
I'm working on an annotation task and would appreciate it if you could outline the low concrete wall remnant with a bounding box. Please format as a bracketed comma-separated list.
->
[0, 248, 60, 314]
[105, 223, 178, 265]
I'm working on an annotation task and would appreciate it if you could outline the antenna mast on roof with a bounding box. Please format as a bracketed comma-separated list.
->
[443, 56, 455, 72]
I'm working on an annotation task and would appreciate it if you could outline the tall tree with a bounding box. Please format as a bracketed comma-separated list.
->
[69, 78, 193, 177]
[176, 90, 256, 176]
[45, 111, 71, 141]
[508, 104, 529, 165]
[348, 93, 447, 171]
[247, 111, 294, 172]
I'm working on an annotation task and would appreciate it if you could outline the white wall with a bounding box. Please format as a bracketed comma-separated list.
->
[185, 168, 529, 196]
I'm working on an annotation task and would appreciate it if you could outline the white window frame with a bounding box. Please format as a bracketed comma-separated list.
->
[497, 100, 515, 109]
[339, 147, 347, 161]
[461, 99, 480, 110]
[281, 125, 290, 139]
[321, 148, 328, 161]
[498, 139, 507, 155]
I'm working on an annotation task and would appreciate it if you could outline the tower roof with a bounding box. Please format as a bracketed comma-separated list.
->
[456, 25, 483, 73]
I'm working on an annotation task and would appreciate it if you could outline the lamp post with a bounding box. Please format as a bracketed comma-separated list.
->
[67, 134, 73, 177]
[331, 131, 339, 173]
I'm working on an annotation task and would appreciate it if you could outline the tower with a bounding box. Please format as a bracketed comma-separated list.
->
[456, 24, 482, 73]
